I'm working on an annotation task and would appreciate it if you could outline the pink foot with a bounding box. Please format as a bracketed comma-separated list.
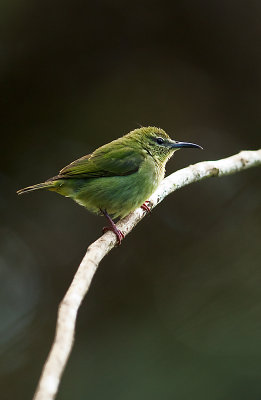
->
[141, 200, 152, 214]
[102, 226, 125, 245]
[100, 209, 125, 245]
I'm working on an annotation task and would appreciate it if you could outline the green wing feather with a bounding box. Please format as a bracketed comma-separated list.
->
[59, 145, 145, 178]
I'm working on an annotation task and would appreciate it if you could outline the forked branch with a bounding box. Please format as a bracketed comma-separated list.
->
[33, 149, 261, 400]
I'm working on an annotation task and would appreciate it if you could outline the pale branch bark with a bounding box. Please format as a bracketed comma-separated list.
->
[33, 149, 261, 400]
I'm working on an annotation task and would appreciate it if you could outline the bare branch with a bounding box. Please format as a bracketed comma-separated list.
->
[33, 149, 261, 400]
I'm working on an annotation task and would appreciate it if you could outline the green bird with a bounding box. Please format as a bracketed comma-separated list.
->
[17, 126, 202, 244]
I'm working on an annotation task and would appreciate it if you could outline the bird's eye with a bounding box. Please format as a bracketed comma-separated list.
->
[156, 137, 164, 145]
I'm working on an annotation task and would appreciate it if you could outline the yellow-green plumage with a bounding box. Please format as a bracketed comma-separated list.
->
[17, 127, 202, 239]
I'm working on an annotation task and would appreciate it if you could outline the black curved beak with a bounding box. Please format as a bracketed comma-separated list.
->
[171, 141, 203, 150]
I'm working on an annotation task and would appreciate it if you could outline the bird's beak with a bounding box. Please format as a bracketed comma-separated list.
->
[171, 141, 203, 150]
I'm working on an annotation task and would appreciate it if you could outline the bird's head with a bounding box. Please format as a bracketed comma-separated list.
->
[127, 126, 202, 164]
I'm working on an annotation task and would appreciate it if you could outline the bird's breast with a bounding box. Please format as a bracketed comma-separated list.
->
[137, 156, 164, 194]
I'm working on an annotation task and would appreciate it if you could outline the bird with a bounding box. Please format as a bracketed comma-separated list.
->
[17, 126, 202, 244]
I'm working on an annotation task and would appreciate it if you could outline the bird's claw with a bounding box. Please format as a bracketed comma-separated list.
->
[141, 200, 152, 214]
[103, 226, 125, 245]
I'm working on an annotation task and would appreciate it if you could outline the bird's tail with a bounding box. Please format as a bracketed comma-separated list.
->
[17, 181, 55, 195]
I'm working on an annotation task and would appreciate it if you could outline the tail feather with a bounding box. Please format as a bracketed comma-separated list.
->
[17, 181, 55, 195]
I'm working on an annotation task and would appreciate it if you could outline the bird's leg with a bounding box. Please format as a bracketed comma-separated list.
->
[141, 200, 152, 214]
[100, 209, 124, 245]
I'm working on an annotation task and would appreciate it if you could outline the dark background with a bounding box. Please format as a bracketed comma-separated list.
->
[1, 1, 261, 399]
